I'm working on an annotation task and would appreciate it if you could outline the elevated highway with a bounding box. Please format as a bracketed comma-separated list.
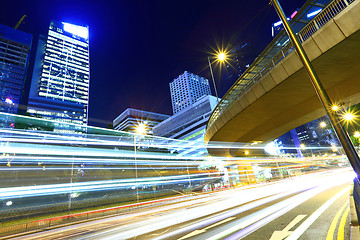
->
[205, 0, 360, 156]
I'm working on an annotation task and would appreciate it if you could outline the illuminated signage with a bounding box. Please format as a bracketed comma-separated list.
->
[62, 22, 88, 39]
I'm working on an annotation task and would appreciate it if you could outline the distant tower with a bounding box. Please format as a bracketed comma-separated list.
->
[170, 71, 211, 114]
[0, 24, 32, 114]
[27, 21, 90, 128]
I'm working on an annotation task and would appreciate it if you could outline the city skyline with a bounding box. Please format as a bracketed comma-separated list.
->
[0, 0, 306, 127]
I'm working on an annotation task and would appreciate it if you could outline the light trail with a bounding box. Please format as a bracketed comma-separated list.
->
[0, 128, 343, 152]
[0, 166, 198, 171]
[0, 118, 353, 226]
[0, 142, 346, 164]
[69, 170, 353, 240]
[0, 173, 221, 200]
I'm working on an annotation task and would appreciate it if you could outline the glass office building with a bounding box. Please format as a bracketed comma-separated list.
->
[27, 21, 90, 129]
[0, 24, 32, 114]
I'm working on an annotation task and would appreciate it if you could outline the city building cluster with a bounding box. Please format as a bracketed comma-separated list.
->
[113, 70, 220, 152]
[0, 19, 339, 155]
[0, 19, 221, 147]
[0, 20, 89, 132]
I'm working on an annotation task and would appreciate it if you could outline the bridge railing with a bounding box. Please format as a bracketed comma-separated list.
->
[207, 0, 355, 130]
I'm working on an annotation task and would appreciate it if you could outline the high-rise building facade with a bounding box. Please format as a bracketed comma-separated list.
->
[170, 71, 211, 114]
[27, 21, 90, 127]
[0, 24, 32, 114]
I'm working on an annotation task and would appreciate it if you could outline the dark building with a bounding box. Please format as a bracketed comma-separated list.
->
[0, 24, 32, 114]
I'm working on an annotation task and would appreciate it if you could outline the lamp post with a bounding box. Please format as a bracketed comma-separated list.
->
[354, 131, 360, 138]
[208, 52, 227, 104]
[343, 112, 355, 122]
[300, 143, 314, 158]
[270, 0, 360, 175]
[68, 157, 74, 210]
[354, 131, 360, 149]
[134, 123, 147, 203]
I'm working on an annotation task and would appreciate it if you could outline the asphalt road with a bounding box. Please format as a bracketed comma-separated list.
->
[12, 168, 354, 240]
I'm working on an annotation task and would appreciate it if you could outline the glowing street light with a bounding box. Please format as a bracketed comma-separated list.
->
[134, 122, 147, 203]
[331, 145, 338, 152]
[331, 105, 339, 111]
[354, 131, 360, 138]
[320, 121, 327, 128]
[300, 143, 314, 157]
[218, 52, 226, 61]
[208, 52, 227, 104]
[343, 113, 355, 122]
[244, 150, 250, 155]
[135, 123, 147, 135]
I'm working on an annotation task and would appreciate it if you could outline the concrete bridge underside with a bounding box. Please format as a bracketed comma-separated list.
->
[205, 1, 360, 156]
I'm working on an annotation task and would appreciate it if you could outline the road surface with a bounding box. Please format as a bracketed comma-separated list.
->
[11, 168, 354, 240]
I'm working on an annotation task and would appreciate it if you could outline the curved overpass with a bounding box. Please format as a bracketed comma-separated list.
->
[205, 0, 360, 156]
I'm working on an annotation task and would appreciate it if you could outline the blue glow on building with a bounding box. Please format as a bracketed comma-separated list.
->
[62, 22, 89, 39]
[27, 21, 90, 131]
[0, 24, 32, 114]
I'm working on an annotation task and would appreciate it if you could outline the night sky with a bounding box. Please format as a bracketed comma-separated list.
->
[0, 0, 305, 127]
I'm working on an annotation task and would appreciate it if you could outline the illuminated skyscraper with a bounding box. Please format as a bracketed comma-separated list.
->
[0, 24, 32, 114]
[27, 21, 90, 128]
[170, 71, 211, 114]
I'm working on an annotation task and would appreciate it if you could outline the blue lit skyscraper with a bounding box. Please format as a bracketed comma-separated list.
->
[27, 21, 90, 128]
[0, 24, 32, 114]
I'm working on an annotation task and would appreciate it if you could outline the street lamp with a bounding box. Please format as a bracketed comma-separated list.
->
[320, 121, 327, 128]
[354, 131, 360, 148]
[68, 157, 74, 210]
[343, 112, 355, 122]
[136, 123, 146, 135]
[300, 143, 314, 158]
[331, 105, 339, 111]
[354, 131, 360, 138]
[218, 52, 226, 61]
[208, 52, 227, 104]
[134, 122, 147, 203]
[331, 145, 338, 152]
